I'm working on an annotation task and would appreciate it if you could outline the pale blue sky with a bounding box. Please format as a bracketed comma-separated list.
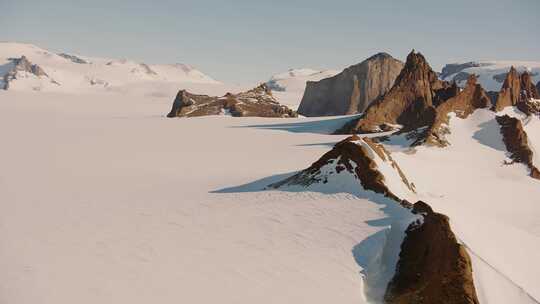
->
[1, 0, 539, 84]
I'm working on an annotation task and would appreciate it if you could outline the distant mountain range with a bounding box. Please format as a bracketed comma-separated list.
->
[0, 42, 219, 94]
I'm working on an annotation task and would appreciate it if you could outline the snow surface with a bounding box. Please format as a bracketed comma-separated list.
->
[441, 60, 540, 92]
[0, 90, 394, 304]
[266, 68, 339, 110]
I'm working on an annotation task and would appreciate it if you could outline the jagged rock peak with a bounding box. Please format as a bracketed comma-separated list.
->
[166, 84, 296, 118]
[494, 67, 540, 112]
[337, 50, 453, 134]
[385, 201, 480, 304]
[298, 53, 403, 116]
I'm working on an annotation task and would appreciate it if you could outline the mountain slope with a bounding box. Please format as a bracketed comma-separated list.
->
[0, 42, 220, 93]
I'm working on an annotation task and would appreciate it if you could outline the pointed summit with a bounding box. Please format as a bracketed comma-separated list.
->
[495, 68, 540, 112]
[338, 50, 453, 133]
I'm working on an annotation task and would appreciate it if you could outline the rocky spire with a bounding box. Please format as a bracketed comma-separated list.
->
[338, 50, 454, 134]
[422, 74, 491, 146]
[494, 67, 539, 112]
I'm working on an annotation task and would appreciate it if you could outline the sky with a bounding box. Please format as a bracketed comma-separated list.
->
[1, 0, 539, 84]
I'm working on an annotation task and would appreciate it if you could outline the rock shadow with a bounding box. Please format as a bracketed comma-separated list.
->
[473, 118, 506, 152]
[233, 115, 360, 134]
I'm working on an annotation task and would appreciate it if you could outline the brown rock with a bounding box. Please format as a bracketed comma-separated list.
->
[385, 201, 479, 304]
[268, 135, 414, 204]
[494, 68, 539, 112]
[338, 50, 454, 134]
[298, 53, 403, 116]
[166, 84, 297, 118]
[422, 75, 491, 146]
[496, 115, 540, 179]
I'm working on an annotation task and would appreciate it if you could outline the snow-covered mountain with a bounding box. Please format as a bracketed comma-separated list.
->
[266, 68, 339, 110]
[440, 60, 540, 92]
[0, 42, 220, 94]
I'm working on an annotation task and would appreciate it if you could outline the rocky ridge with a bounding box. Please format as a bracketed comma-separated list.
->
[1, 55, 54, 90]
[268, 135, 415, 203]
[166, 84, 297, 118]
[269, 135, 479, 304]
[496, 115, 540, 179]
[298, 53, 404, 116]
[420, 75, 491, 146]
[385, 201, 479, 304]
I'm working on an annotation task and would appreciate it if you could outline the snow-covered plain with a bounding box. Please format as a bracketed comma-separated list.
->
[0, 90, 390, 304]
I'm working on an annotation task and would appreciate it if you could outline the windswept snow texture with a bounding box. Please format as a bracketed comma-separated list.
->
[0, 90, 392, 304]
[266, 68, 339, 110]
[0, 42, 224, 95]
[441, 60, 540, 92]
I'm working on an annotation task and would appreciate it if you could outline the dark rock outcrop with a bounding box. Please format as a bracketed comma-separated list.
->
[494, 68, 539, 112]
[58, 53, 89, 64]
[384, 201, 479, 304]
[298, 53, 403, 116]
[2, 56, 51, 90]
[421, 75, 491, 146]
[537, 81, 540, 95]
[338, 50, 455, 134]
[269, 135, 415, 204]
[166, 84, 297, 118]
[496, 115, 540, 179]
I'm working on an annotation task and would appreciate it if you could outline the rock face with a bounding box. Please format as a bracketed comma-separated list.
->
[384, 201, 479, 304]
[2, 56, 50, 90]
[421, 75, 491, 146]
[496, 115, 540, 179]
[269, 135, 415, 204]
[494, 68, 540, 112]
[537, 81, 540, 95]
[297, 53, 403, 116]
[166, 84, 297, 118]
[338, 51, 454, 134]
